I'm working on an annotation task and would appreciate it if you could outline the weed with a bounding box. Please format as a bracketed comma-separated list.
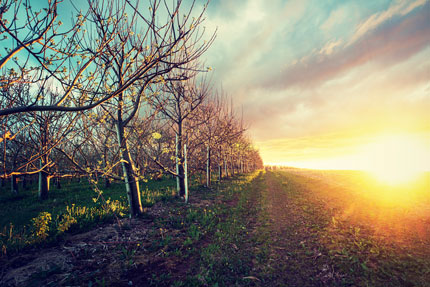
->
[31, 212, 52, 242]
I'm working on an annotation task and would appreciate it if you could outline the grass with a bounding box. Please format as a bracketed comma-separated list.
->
[0, 176, 176, 255]
[130, 171, 268, 286]
[0, 177, 176, 227]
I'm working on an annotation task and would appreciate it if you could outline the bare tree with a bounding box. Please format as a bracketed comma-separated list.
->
[149, 73, 211, 197]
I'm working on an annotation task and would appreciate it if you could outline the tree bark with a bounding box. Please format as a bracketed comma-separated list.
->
[175, 134, 180, 194]
[184, 144, 189, 203]
[178, 162, 186, 197]
[38, 158, 49, 200]
[116, 122, 143, 217]
[206, 145, 211, 187]
[176, 124, 186, 197]
[218, 164, 222, 181]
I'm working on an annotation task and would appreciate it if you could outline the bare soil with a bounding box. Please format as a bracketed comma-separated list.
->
[258, 171, 344, 286]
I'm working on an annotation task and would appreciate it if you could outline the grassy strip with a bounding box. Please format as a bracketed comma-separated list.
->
[185, 171, 269, 286]
[126, 171, 269, 286]
[0, 177, 176, 228]
[0, 177, 176, 256]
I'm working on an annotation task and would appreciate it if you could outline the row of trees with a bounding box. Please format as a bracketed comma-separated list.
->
[0, 0, 263, 217]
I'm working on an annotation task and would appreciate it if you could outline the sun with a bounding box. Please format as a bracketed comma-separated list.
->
[361, 134, 429, 185]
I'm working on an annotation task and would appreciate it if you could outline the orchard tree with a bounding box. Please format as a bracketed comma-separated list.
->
[78, 0, 214, 215]
[149, 73, 212, 197]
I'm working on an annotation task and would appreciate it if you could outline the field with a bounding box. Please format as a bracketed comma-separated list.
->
[260, 169, 430, 286]
[1, 169, 429, 286]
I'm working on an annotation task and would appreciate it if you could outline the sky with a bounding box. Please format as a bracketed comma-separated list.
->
[199, 0, 430, 170]
[31, 0, 430, 171]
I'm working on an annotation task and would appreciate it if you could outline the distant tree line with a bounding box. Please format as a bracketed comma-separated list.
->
[0, 0, 263, 217]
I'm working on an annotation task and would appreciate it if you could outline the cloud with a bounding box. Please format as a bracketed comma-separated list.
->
[349, 0, 427, 45]
[203, 0, 430, 163]
[318, 39, 343, 55]
[203, 0, 309, 91]
[263, 3, 430, 90]
[320, 7, 346, 31]
[243, 44, 430, 142]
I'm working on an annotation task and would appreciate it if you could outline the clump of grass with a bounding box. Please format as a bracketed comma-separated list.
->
[141, 186, 176, 207]
[0, 198, 128, 256]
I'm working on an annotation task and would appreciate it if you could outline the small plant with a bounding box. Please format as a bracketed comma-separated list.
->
[31, 212, 52, 241]
[120, 245, 137, 267]
[57, 209, 78, 233]
[188, 224, 200, 241]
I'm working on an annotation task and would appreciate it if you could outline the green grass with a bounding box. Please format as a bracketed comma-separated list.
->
[0, 176, 176, 255]
[137, 171, 268, 286]
[0, 177, 176, 228]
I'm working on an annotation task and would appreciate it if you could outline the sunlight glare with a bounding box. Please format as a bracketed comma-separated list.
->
[362, 135, 429, 185]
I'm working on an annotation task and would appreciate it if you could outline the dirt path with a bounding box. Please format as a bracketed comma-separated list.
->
[259, 171, 342, 286]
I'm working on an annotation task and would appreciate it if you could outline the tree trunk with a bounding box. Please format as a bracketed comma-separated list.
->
[11, 175, 18, 194]
[38, 158, 49, 200]
[206, 145, 211, 187]
[22, 176, 27, 190]
[176, 125, 186, 197]
[116, 123, 143, 217]
[175, 134, 180, 194]
[184, 144, 189, 203]
[178, 163, 186, 197]
[104, 176, 111, 188]
[218, 164, 221, 181]
[56, 176, 61, 189]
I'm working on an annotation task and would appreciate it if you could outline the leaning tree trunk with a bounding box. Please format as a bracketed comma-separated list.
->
[116, 122, 143, 217]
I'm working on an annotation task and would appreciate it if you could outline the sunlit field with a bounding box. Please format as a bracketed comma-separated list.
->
[283, 168, 430, 249]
